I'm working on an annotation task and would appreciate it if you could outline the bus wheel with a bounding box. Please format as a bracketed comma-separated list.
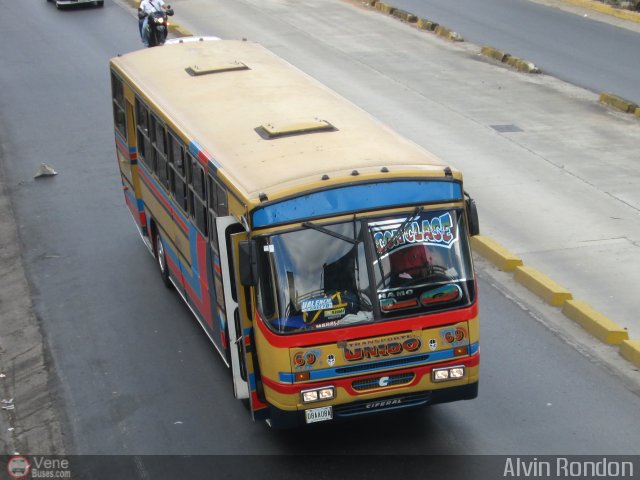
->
[156, 232, 172, 289]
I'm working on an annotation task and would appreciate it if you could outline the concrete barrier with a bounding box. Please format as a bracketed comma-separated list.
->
[392, 9, 418, 23]
[471, 236, 523, 272]
[599, 92, 639, 113]
[514, 266, 573, 307]
[434, 25, 463, 42]
[481, 46, 510, 63]
[481, 46, 540, 73]
[416, 18, 439, 31]
[619, 340, 640, 368]
[505, 55, 540, 73]
[376, 2, 395, 14]
[562, 300, 629, 345]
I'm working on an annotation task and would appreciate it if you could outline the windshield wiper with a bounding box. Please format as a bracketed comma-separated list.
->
[302, 221, 359, 244]
[380, 206, 424, 254]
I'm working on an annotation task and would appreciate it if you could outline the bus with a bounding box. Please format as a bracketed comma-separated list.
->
[109, 39, 480, 427]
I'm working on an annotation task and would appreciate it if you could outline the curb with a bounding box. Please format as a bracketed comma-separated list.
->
[480, 46, 541, 73]
[599, 92, 639, 113]
[559, 0, 640, 23]
[513, 265, 573, 307]
[473, 236, 639, 368]
[620, 340, 640, 366]
[470, 235, 523, 272]
[562, 300, 629, 344]
[368, 1, 463, 42]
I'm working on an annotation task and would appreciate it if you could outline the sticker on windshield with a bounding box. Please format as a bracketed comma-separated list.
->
[301, 297, 334, 312]
[371, 212, 457, 254]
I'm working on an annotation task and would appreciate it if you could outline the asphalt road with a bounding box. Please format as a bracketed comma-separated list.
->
[386, 0, 640, 104]
[0, 0, 640, 473]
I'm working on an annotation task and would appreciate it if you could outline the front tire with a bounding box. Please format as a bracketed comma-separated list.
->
[156, 232, 172, 289]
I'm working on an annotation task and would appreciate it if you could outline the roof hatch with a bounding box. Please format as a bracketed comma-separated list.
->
[185, 61, 249, 76]
[255, 119, 336, 139]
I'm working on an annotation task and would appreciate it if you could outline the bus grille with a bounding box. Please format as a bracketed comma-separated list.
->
[352, 372, 415, 391]
[335, 354, 430, 375]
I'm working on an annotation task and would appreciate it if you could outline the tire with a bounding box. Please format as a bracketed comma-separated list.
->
[95, 1, 104, 6]
[155, 232, 172, 289]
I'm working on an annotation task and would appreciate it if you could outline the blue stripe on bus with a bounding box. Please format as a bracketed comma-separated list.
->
[161, 235, 202, 297]
[252, 180, 463, 228]
[277, 342, 478, 383]
[189, 140, 221, 169]
[137, 162, 204, 297]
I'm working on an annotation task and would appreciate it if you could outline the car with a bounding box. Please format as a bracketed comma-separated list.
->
[47, 0, 103, 9]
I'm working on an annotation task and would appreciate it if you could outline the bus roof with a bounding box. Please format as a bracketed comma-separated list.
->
[110, 40, 457, 205]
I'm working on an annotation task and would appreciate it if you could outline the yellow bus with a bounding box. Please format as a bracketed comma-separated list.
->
[110, 39, 480, 427]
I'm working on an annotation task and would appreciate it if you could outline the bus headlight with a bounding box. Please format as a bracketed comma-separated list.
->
[432, 366, 465, 382]
[301, 386, 335, 404]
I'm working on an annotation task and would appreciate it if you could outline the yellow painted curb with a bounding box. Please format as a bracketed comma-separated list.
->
[599, 92, 639, 113]
[505, 56, 540, 73]
[514, 266, 573, 307]
[561, 300, 629, 344]
[169, 23, 192, 37]
[392, 9, 418, 23]
[416, 18, 438, 31]
[470, 236, 523, 272]
[434, 25, 464, 42]
[376, 2, 395, 14]
[560, 0, 640, 23]
[481, 46, 509, 62]
[619, 340, 640, 368]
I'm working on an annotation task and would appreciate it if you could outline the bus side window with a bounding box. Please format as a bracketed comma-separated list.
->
[111, 73, 126, 139]
[207, 173, 226, 312]
[168, 133, 188, 212]
[207, 174, 220, 252]
[135, 99, 151, 169]
[208, 176, 228, 218]
[188, 154, 208, 236]
[151, 114, 169, 190]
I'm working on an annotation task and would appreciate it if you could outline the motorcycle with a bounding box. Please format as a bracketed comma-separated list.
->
[143, 6, 174, 47]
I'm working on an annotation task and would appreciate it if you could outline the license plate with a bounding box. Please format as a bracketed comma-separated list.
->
[304, 406, 333, 424]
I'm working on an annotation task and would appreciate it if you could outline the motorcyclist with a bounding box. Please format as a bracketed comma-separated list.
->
[139, 0, 168, 47]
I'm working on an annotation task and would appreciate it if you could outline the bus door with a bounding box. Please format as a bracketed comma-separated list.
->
[227, 229, 269, 420]
[215, 218, 250, 401]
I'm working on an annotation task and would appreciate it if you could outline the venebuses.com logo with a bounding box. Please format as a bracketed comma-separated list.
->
[6, 455, 71, 479]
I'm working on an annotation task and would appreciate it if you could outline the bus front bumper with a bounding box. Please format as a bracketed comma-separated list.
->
[266, 381, 478, 429]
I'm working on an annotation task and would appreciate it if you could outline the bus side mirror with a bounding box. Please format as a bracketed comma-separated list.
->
[465, 193, 480, 236]
[239, 240, 258, 286]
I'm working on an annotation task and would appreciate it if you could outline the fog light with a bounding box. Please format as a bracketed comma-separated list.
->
[433, 369, 449, 381]
[301, 386, 335, 404]
[433, 366, 465, 382]
[302, 391, 318, 403]
[319, 388, 335, 400]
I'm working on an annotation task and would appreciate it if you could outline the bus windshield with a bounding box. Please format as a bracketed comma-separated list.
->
[256, 209, 474, 334]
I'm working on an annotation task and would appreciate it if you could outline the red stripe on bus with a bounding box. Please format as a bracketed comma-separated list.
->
[255, 302, 479, 349]
[138, 167, 189, 234]
[261, 353, 480, 396]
